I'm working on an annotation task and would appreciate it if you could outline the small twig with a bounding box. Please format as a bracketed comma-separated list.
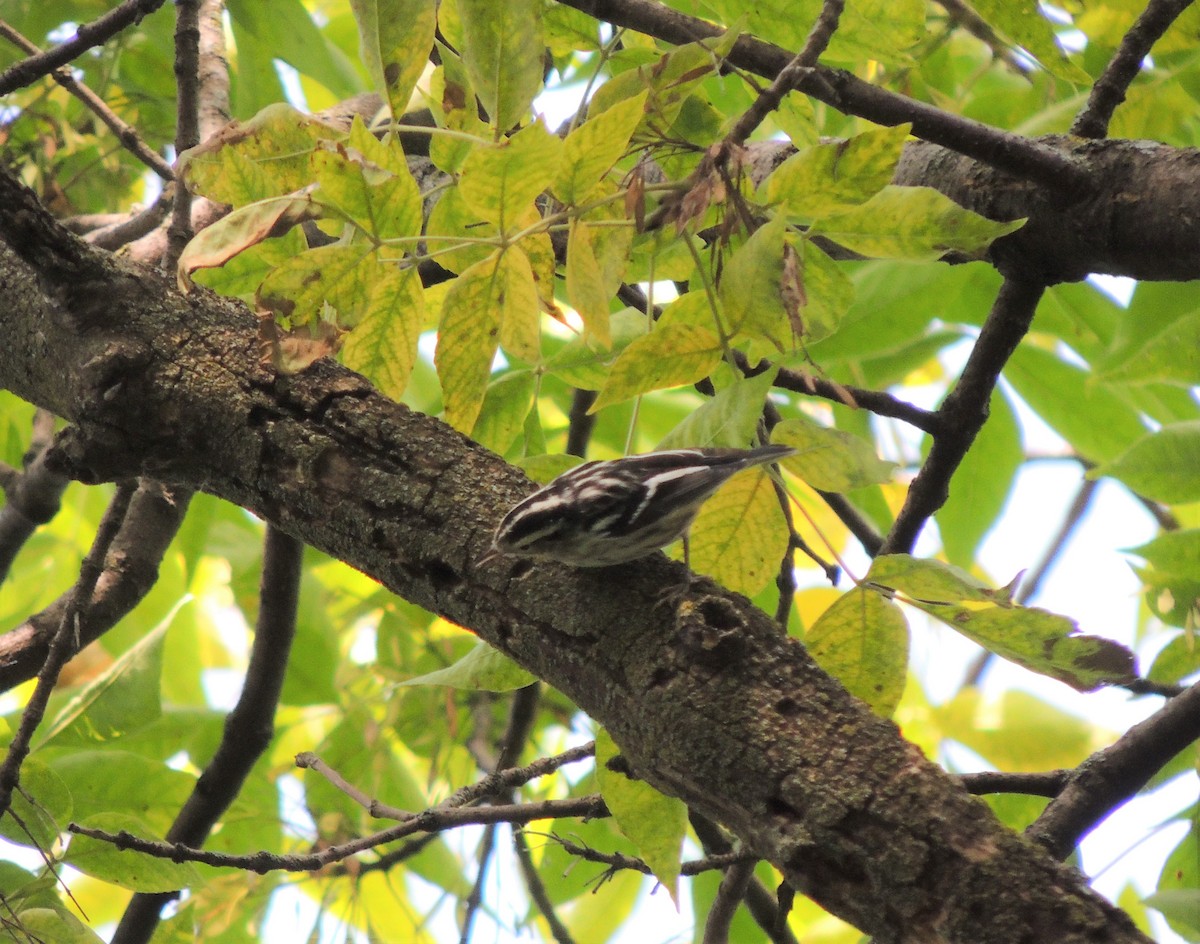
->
[882, 277, 1045, 555]
[933, 0, 1030, 74]
[550, 835, 754, 877]
[1072, 0, 1197, 139]
[0, 482, 136, 821]
[514, 825, 577, 944]
[297, 752, 413, 822]
[86, 189, 175, 251]
[816, 490, 884, 557]
[958, 769, 1069, 798]
[0, 21, 174, 180]
[770, 364, 940, 434]
[566, 389, 599, 459]
[1029, 676, 1200, 859]
[0, 0, 168, 96]
[0, 411, 69, 584]
[459, 822, 498, 944]
[68, 795, 610, 872]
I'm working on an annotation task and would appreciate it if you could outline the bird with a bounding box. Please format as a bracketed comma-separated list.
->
[478, 445, 794, 569]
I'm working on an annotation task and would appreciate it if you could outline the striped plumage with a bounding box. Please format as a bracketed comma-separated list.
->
[481, 445, 794, 568]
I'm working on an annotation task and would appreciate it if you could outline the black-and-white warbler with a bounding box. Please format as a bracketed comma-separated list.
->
[479, 445, 795, 568]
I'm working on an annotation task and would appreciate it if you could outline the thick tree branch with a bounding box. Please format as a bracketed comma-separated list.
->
[0, 170, 1149, 944]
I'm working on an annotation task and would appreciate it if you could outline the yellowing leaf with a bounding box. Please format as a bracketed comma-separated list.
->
[657, 368, 778, 451]
[1093, 420, 1200, 504]
[566, 221, 612, 346]
[176, 191, 321, 289]
[763, 125, 911, 219]
[590, 324, 723, 412]
[457, 0, 545, 130]
[341, 264, 424, 399]
[178, 102, 344, 203]
[807, 586, 909, 717]
[773, 416, 897, 491]
[435, 252, 504, 431]
[719, 216, 787, 343]
[556, 91, 648, 203]
[257, 243, 374, 327]
[460, 120, 564, 228]
[794, 239, 854, 343]
[812, 186, 1024, 261]
[351, 0, 436, 118]
[495, 247, 541, 363]
[688, 464, 790, 596]
[595, 728, 686, 905]
[867, 555, 998, 604]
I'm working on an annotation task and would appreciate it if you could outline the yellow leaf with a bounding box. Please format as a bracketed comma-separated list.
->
[590, 324, 723, 412]
[556, 91, 648, 203]
[435, 252, 504, 431]
[341, 264, 424, 399]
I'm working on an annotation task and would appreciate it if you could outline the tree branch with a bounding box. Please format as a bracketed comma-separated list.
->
[112, 525, 304, 944]
[1072, 0, 1197, 139]
[882, 277, 1044, 554]
[1029, 677, 1200, 859]
[0, 0, 168, 96]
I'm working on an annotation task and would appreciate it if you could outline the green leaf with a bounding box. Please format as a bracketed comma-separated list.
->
[472, 370, 537, 455]
[456, 0, 544, 130]
[350, 0, 436, 119]
[228, 0, 360, 100]
[867, 555, 1000, 604]
[66, 813, 202, 892]
[688, 461, 790, 596]
[341, 263, 424, 399]
[762, 125, 911, 219]
[935, 387, 1022, 568]
[967, 0, 1090, 83]
[657, 369, 778, 450]
[595, 728, 686, 904]
[916, 600, 1135, 692]
[460, 120, 564, 229]
[806, 587, 909, 717]
[0, 759, 72, 850]
[590, 325, 724, 412]
[1145, 890, 1200, 938]
[1093, 421, 1200, 504]
[39, 618, 174, 748]
[792, 239, 854, 344]
[400, 641, 536, 691]
[719, 216, 789, 343]
[48, 750, 195, 834]
[13, 908, 106, 944]
[811, 186, 1025, 260]
[543, 308, 648, 390]
[434, 252, 506, 432]
[1005, 345, 1147, 463]
[1098, 309, 1200, 387]
[772, 416, 897, 491]
[1127, 528, 1200, 631]
[557, 92, 648, 203]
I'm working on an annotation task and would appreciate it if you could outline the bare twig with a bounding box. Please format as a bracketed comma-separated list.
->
[514, 825, 577, 944]
[882, 277, 1045, 555]
[1072, 0, 1197, 139]
[958, 769, 1069, 797]
[0, 0, 168, 96]
[933, 0, 1030, 74]
[69, 795, 609, 872]
[0, 21, 174, 180]
[112, 525, 304, 944]
[1029, 676, 1200, 858]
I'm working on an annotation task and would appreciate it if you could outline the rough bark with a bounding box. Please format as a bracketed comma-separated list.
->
[0, 168, 1151, 944]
